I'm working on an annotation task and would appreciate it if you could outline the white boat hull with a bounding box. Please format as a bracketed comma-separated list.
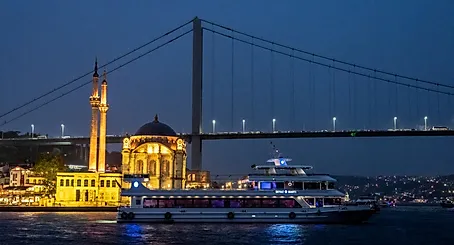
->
[116, 206, 375, 224]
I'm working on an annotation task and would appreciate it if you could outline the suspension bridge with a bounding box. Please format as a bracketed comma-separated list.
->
[1, 17, 453, 147]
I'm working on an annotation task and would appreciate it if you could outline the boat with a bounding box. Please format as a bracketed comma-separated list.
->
[117, 144, 376, 223]
[441, 200, 454, 208]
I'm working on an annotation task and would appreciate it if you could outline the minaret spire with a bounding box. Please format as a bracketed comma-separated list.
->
[88, 58, 101, 172]
[98, 68, 109, 173]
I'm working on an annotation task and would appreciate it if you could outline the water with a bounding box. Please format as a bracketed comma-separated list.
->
[0, 207, 453, 245]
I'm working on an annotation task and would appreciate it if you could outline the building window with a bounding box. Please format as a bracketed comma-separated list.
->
[136, 160, 144, 174]
[106, 180, 111, 188]
[100, 180, 104, 187]
[112, 180, 117, 187]
[148, 160, 156, 176]
[66, 179, 70, 186]
[84, 180, 88, 187]
[60, 179, 64, 186]
[26, 179, 29, 184]
[91, 179, 95, 187]
[71, 179, 74, 186]
[77, 179, 81, 187]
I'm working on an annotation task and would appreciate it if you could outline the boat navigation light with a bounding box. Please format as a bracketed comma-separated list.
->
[133, 181, 139, 188]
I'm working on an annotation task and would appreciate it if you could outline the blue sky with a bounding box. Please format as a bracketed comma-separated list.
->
[1, 0, 454, 176]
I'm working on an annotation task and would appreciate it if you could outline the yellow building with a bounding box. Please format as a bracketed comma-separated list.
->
[122, 114, 187, 189]
[55, 172, 121, 206]
[55, 60, 122, 207]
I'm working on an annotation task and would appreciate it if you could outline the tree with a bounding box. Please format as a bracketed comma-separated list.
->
[33, 153, 67, 197]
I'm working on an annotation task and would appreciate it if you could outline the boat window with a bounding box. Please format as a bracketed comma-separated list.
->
[315, 198, 323, 207]
[143, 198, 158, 208]
[135, 199, 141, 205]
[323, 198, 342, 206]
[159, 199, 175, 208]
[175, 199, 193, 208]
[320, 182, 327, 190]
[211, 199, 224, 208]
[261, 199, 278, 208]
[279, 199, 302, 208]
[243, 199, 261, 208]
[259, 182, 274, 190]
[304, 182, 320, 190]
[193, 199, 210, 208]
[328, 182, 335, 189]
[275, 182, 285, 189]
[293, 182, 303, 189]
[304, 198, 315, 206]
[229, 199, 242, 208]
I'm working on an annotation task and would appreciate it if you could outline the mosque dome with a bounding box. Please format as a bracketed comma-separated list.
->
[135, 114, 177, 137]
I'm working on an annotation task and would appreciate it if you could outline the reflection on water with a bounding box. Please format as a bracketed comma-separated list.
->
[0, 207, 452, 245]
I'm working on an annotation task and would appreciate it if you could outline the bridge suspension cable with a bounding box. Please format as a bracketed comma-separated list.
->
[203, 27, 454, 97]
[0, 29, 193, 127]
[0, 19, 193, 121]
[201, 19, 454, 91]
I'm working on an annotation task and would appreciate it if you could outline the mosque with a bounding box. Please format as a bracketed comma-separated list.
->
[55, 60, 207, 206]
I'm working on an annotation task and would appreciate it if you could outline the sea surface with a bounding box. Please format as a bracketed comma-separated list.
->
[0, 206, 453, 245]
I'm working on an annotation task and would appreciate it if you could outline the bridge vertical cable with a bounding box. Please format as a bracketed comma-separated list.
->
[353, 65, 357, 129]
[332, 60, 336, 123]
[270, 43, 275, 126]
[310, 55, 315, 130]
[231, 30, 235, 131]
[290, 49, 295, 130]
[368, 74, 372, 129]
[250, 37, 255, 131]
[395, 75, 398, 122]
[373, 70, 377, 129]
[437, 85, 441, 124]
[348, 69, 352, 128]
[328, 62, 332, 125]
[211, 26, 215, 127]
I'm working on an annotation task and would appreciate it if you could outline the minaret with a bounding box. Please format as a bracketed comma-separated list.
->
[88, 59, 100, 172]
[98, 70, 109, 173]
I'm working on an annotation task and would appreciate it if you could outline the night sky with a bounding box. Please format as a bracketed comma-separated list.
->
[1, 0, 454, 176]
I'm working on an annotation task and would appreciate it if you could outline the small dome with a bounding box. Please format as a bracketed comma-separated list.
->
[135, 114, 177, 136]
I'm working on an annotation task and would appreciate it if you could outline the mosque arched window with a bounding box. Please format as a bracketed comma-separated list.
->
[136, 160, 144, 174]
[148, 160, 156, 176]
[162, 160, 170, 176]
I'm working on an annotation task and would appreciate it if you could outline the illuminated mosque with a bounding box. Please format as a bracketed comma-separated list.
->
[54, 60, 208, 206]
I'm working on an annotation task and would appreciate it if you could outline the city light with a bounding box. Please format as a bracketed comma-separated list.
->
[332, 117, 337, 132]
[393, 117, 397, 130]
[61, 124, 65, 138]
[272, 119, 276, 132]
[212, 120, 216, 133]
[424, 116, 428, 131]
[242, 119, 246, 133]
[31, 124, 35, 137]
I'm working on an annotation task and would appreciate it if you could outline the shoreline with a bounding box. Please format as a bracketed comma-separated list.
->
[0, 206, 118, 212]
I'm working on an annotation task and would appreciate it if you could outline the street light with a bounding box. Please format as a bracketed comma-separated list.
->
[332, 117, 336, 132]
[61, 124, 65, 138]
[31, 124, 35, 138]
[242, 119, 246, 133]
[393, 117, 397, 130]
[212, 120, 216, 133]
[272, 119, 276, 132]
[424, 116, 428, 131]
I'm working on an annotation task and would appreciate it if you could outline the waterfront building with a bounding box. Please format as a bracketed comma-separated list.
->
[55, 60, 122, 207]
[186, 169, 210, 189]
[121, 115, 187, 189]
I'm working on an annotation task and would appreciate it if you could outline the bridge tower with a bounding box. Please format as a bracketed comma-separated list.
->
[88, 59, 100, 172]
[98, 70, 109, 173]
[191, 17, 203, 170]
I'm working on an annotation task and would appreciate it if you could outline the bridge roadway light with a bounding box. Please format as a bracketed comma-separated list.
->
[332, 117, 336, 132]
[424, 116, 428, 131]
[31, 124, 35, 138]
[272, 119, 276, 132]
[212, 120, 216, 133]
[61, 124, 65, 138]
[393, 117, 397, 130]
[242, 119, 246, 133]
